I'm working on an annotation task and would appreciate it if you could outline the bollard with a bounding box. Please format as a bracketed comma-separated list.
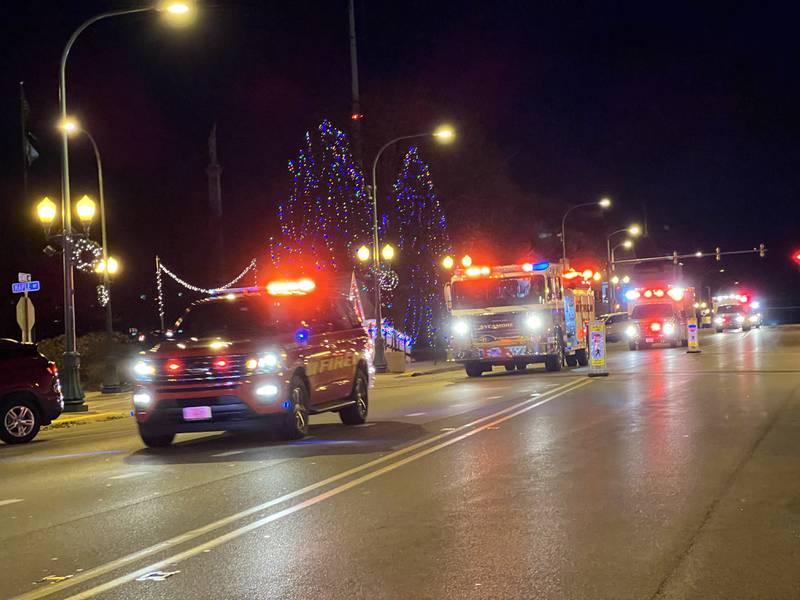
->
[588, 319, 609, 377]
[686, 318, 701, 354]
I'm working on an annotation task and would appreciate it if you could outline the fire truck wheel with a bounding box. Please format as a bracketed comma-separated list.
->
[465, 362, 484, 377]
[516, 363, 527, 371]
[340, 369, 368, 425]
[565, 353, 578, 368]
[681, 338, 689, 347]
[282, 376, 310, 439]
[743, 326, 751, 332]
[504, 363, 516, 372]
[628, 341, 637, 351]
[575, 348, 589, 367]
[544, 354, 562, 372]
[138, 425, 175, 448]
[715, 328, 723, 334]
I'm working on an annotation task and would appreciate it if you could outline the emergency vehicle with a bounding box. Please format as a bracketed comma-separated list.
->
[131, 277, 372, 447]
[624, 285, 696, 350]
[712, 293, 761, 332]
[444, 261, 595, 376]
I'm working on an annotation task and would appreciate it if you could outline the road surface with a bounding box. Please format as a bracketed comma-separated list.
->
[1, 327, 799, 599]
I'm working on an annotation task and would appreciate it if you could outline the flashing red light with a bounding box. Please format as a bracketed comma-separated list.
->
[653, 288, 665, 297]
[351, 113, 363, 121]
[166, 360, 182, 373]
[793, 251, 800, 265]
[739, 294, 749, 304]
[582, 269, 593, 280]
[649, 322, 662, 332]
[214, 359, 229, 368]
[643, 290, 653, 298]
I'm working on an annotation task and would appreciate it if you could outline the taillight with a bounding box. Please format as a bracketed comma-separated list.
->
[166, 360, 182, 373]
[214, 358, 229, 369]
[649, 322, 662, 332]
[48, 362, 58, 376]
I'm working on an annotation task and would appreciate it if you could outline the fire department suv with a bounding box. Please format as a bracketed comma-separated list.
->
[445, 262, 595, 377]
[132, 278, 372, 447]
[624, 285, 696, 350]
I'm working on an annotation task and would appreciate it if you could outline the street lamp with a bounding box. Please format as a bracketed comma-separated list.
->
[560, 197, 611, 267]
[381, 244, 395, 261]
[55, 2, 195, 410]
[611, 239, 634, 267]
[605, 223, 641, 303]
[75, 194, 96, 230]
[369, 125, 456, 372]
[442, 256, 454, 270]
[36, 197, 58, 235]
[356, 245, 370, 262]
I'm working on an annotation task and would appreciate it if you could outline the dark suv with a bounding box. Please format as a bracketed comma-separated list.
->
[0, 339, 63, 444]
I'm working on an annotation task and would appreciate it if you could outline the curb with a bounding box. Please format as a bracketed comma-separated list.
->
[45, 410, 131, 430]
[407, 364, 461, 378]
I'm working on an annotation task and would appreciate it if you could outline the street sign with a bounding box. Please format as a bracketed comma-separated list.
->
[686, 318, 701, 354]
[18, 272, 31, 283]
[588, 320, 609, 377]
[11, 281, 40, 294]
[16, 296, 35, 343]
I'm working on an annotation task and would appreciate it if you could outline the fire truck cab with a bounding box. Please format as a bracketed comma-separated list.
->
[131, 277, 372, 447]
[624, 285, 696, 350]
[445, 261, 595, 377]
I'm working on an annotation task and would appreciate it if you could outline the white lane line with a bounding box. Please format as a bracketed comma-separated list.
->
[58, 378, 594, 600]
[13, 377, 586, 600]
[404, 412, 426, 417]
[486, 396, 502, 400]
[108, 472, 148, 481]
[211, 450, 245, 457]
[0, 498, 24, 507]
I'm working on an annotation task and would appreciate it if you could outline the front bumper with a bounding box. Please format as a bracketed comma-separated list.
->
[450, 338, 559, 363]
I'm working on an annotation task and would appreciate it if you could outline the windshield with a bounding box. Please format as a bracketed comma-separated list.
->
[451, 276, 546, 309]
[716, 305, 743, 314]
[631, 303, 675, 319]
[173, 297, 296, 340]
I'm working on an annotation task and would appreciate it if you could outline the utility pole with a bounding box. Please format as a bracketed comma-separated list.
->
[207, 124, 225, 281]
[348, 0, 364, 166]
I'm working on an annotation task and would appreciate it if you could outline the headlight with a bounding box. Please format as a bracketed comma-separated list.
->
[736, 315, 745, 323]
[133, 360, 155, 379]
[714, 317, 725, 325]
[133, 392, 152, 408]
[246, 352, 281, 373]
[452, 320, 469, 336]
[663, 323, 675, 335]
[749, 315, 758, 323]
[526, 314, 542, 330]
[625, 325, 637, 338]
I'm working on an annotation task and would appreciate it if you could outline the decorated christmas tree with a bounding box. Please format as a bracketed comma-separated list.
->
[270, 120, 370, 271]
[388, 147, 451, 347]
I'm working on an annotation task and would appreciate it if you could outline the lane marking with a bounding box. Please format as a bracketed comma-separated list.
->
[11, 377, 587, 600]
[404, 412, 426, 417]
[108, 472, 148, 481]
[211, 450, 245, 458]
[58, 378, 594, 600]
[0, 498, 24, 507]
[486, 396, 502, 400]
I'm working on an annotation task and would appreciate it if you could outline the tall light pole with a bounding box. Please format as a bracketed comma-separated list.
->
[606, 224, 640, 303]
[369, 125, 454, 372]
[56, 1, 194, 410]
[611, 239, 634, 270]
[560, 197, 611, 269]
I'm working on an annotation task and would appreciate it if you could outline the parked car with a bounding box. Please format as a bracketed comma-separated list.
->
[601, 312, 630, 342]
[0, 339, 63, 444]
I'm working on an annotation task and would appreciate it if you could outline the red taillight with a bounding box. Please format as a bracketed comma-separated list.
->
[166, 360, 182, 373]
[48, 362, 58, 376]
[214, 358, 228, 368]
[649, 322, 662, 332]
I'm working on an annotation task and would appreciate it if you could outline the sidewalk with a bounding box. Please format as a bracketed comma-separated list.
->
[45, 390, 133, 430]
[375, 359, 461, 379]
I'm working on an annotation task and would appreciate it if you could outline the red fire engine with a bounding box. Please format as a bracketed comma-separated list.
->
[624, 284, 696, 350]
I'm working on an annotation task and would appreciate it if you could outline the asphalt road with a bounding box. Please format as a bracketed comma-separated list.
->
[2, 327, 799, 599]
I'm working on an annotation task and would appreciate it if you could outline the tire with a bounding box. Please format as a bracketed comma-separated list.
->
[340, 369, 368, 425]
[504, 363, 516, 372]
[516, 363, 527, 371]
[628, 341, 637, 351]
[282, 376, 310, 439]
[0, 395, 41, 444]
[715, 328, 723, 334]
[743, 326, 751, 332]
[465, 362, 484, 378]
[544, 354, 562, 372]
[575, 348, 589, 367]
[565, 353, 578, 367]
[137, 424, 175, 447]
[681, 338, 689, 347]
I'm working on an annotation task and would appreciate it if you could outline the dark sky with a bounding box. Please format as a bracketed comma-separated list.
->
[2, 0, 800, 337]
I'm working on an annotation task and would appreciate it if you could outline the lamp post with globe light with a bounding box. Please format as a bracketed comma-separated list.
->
[54, 1, 195, 409]
[369, 125, 455, 372]
[560, 197, 611, 268]
[606, 224, 641, 303]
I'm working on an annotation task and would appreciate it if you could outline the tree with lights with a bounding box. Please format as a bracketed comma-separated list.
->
[389, 147, 451, 347]
[270, 119, 371, 271]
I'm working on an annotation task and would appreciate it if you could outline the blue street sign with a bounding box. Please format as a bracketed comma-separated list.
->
[11, 281, 40, 294]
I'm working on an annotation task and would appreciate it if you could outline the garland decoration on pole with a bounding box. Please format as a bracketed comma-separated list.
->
[72, 237, 103, 273]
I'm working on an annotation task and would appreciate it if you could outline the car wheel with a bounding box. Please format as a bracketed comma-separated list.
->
[465, 362, 484, 377]
[340, 369, 368, 425]
[715, 328, 723, 334]
[282, 376, 310, 439]
[628, 341, 637, 351]
[138, 424, 175, 447]
[544, 354, 562, 372]
[575, 348, 589, 367]
[743, 326, 751, 332]
[0, 396, 41, 444]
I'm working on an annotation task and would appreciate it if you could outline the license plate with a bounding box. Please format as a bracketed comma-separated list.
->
[182, 406, 212, 421]
[645, 337, 654, 343]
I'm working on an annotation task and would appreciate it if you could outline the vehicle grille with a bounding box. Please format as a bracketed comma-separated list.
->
[151, 354, 249, 384]
[472, 315, 523, 341]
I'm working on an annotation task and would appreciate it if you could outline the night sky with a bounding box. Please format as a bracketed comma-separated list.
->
[2, 1, 800, 338]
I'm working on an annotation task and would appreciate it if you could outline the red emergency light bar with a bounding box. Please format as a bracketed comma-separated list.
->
[266, 278, 316, 296]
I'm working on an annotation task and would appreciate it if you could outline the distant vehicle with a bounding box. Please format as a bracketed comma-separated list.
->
[0, 339, 63, 444]
[131, 279, 372, 447]
[600, 312, 630, 342]
[714, 304, 752, 332]
[445, 261, 595, 376]
[625, 285, 696, 350]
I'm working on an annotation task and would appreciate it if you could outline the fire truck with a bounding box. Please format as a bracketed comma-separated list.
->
[131, 276, 372, 446]
[624, 285, 696, 350]
[712, 293, 761, 332]
[444, 261, 595, 377]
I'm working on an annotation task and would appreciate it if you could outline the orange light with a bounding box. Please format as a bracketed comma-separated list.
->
[667, 287, 684, 301]
[480, 266, 491, 275]
[466, 267, 482, 277]
[562, 270, 580, 280]
[644, 290, 653, 298]
[522, 262, 533, 272]
[461, 255, 473, 268]
[266, 278, 316, 295]
[653, 289, 665, 297]
[582, 269, 593, 280]
[214, 359, 228, 368]
[592, 272, 602, 282]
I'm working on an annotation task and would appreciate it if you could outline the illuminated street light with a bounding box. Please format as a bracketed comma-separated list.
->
[622, 275, 630, 284]
[356, 245, 370, 262]
[599, 197, 612, 209]
[433, 125, 455, 141]
[628, 224, 641, 236]
[75, 195, 96, 226]
[622, 239, 633, 249]
[60, 117, 79, 134]
[95, 256, 120, 275]
[442, 256, 454, 270]
[36, 197, 58, 227]
[381, 244, 396, 261]
[611, 275, 620, 284]
[461, 255, 473, 268]
[561, 197, 612, 267]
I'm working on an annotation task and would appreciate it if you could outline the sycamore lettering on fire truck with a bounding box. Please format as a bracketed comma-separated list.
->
[131, 277, 373, 447]
[444, 261, 596, 377]
[624, 284, 696, 350]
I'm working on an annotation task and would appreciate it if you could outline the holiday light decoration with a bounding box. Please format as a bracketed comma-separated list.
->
[71, 237, 103, 273]
[97, 284, 110, 307]
[270, 119, 371, 270]
[387, 147, 451, 346]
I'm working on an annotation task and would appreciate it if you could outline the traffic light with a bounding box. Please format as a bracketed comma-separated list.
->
[759, 243, 766, 258]
[715, 246, 721, 261]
